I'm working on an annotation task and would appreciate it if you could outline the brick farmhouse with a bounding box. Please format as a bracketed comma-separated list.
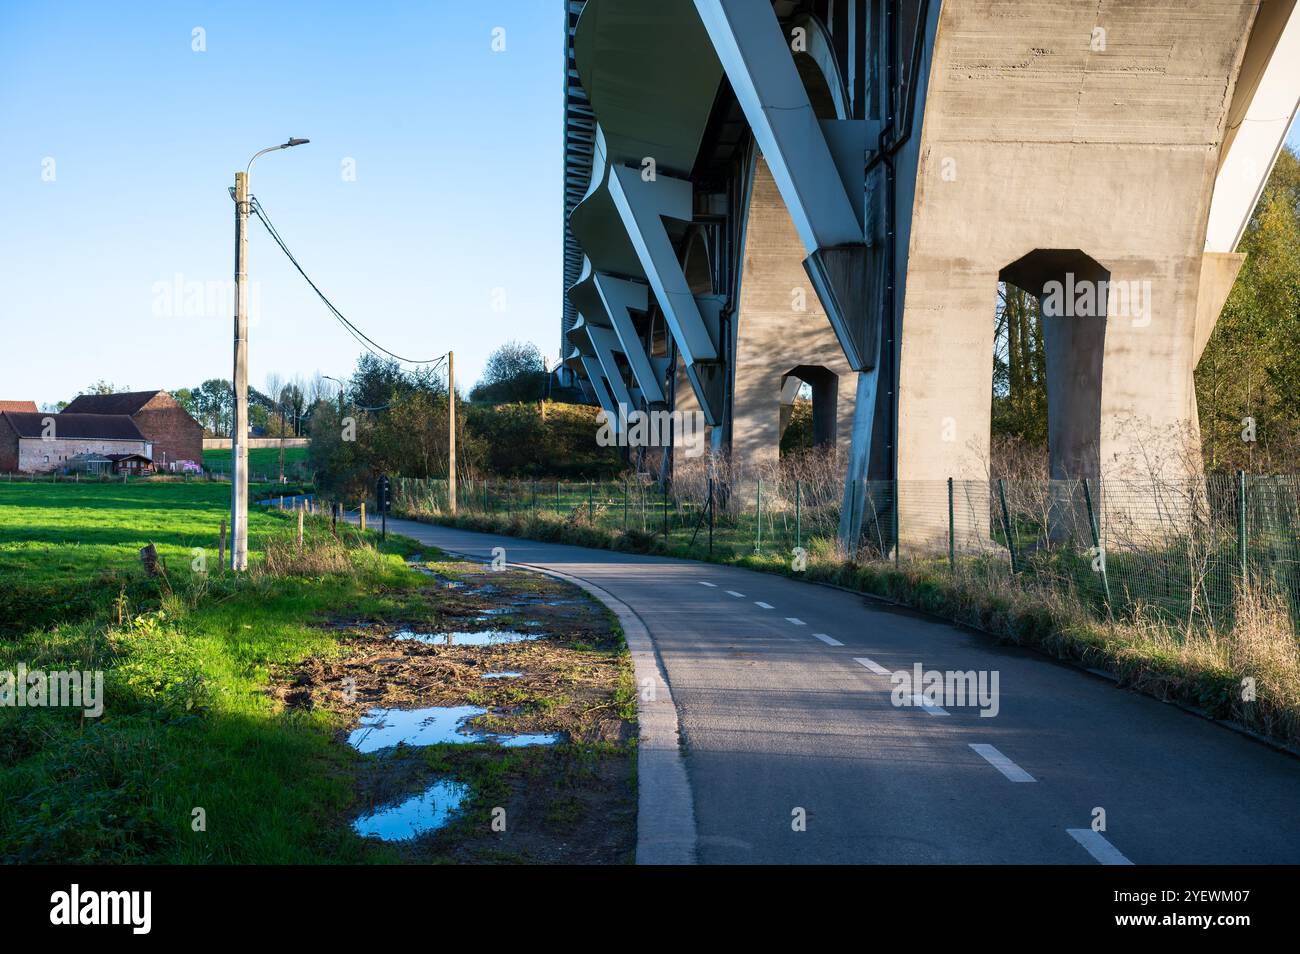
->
[0, 390, 203, 474]
[62, 390, 203, 469]
[0, 411, 152, 474]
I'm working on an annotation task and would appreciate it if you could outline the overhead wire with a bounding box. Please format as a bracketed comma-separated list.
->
[249, 195, 448, 369]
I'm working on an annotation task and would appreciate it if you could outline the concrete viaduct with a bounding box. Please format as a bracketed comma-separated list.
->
[559, 0, 1300, 550]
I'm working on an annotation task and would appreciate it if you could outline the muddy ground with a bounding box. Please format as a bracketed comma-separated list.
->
[270, 552, 637, 864]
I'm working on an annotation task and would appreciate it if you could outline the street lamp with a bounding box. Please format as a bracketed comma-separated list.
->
[230, 137, 309, 571]
[322, 375, 347, 415]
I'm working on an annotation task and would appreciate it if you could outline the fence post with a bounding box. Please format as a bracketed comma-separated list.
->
[1081, 478, 1112, 613]
[892, 480, 900, 564]
[795, 479, 802, 550]
[755, 478, 763, 552]
[997, 479, 1018, 574]
[1237, 469, 1248, 583]
[708, 477, 714, 557]
[360, 502, 366, 532]
[847, 478, 857, 562]
[662, 479, 668, 539]
[947, 477, 955, 571]
[297, 508, 304, 550]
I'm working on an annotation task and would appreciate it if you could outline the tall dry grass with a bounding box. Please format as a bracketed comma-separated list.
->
[258, 519, 371, 577]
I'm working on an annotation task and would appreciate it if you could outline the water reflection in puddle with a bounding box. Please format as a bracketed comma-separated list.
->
[393, 629, 540, 647]
[348, 705, 562, 753]
[497, 733, 565, 747]
[406, 564, 465, 588]
[353, 780, 469, 841]
[480, 671, 522, 679]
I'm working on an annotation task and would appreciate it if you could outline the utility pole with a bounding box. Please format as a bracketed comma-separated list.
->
[278, 399, 285, 485]
[229, 137, 309, 571]
[231, 170, 250, 570]
[448, 350, 457, 515]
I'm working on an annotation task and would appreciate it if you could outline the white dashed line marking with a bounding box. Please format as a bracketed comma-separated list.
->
[726, 591, 745, 598]
[698, 581, 717, 587]
[754, 602, 774, 609]
[854, 657, 891, 675]
[813, 633, 843, 646]
[784, 617, 806, 626]
[852, 659, 949, 715]
[911, 695, 950, 716]
[969, 744, 1035, 782]
[1067, 829, 1134, 865]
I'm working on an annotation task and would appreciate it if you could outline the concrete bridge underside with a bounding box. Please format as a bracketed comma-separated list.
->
[560, 0, 1300, 551]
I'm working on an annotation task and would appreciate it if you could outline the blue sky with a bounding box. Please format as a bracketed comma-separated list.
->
[3, 4, 1298, 409]
[0, 0, 561, 406]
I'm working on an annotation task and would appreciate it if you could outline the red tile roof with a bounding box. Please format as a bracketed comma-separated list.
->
[0, 400, 38, 413]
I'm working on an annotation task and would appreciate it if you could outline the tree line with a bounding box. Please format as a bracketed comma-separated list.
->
[309, 348, 621, 498]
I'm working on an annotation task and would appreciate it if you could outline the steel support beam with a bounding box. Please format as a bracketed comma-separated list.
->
[579, 354, 619, 422]
[593, 273, 666, 405]
[607, 165, 719, 363]
[1206, 0, 1300, 253]
[585, 323, 634, 411]
[692, 0, 861, 252]
[693, 0, 877, 372]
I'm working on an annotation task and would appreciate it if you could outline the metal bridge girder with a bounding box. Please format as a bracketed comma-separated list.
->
[693, 0, 880, 373]
[593, 273, 667, 405]
[692, 0, 862, 252]
[578, 354, 619, 424]
[585, 323, 635, 412]
[607, 164, 720, 365]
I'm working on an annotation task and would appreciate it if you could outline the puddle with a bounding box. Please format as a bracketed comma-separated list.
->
[496, 733, 564, 747]
[480, 671, 522, 680]
[406, 564, 465, 588]
[477, 598, 571, 612]
[353, 780, 469, 841]
[348, 705, 562, 753]
[392, 629, 541, 647]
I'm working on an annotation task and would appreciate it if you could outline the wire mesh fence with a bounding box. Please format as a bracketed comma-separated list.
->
[391, 472, 1300, 632]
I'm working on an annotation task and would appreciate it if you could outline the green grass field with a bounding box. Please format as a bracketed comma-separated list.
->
[0, 480, 426, 862]
[203, 445, 310, 477]
[0, 480, 634, 863]
[0, 481, 292, 636]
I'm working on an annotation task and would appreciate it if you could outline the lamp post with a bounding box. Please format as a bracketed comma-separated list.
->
[322, 375, 347, 415]
[230, 137, 309, 570]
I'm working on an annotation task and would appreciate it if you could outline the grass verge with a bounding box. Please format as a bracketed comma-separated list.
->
[0, 481, 634, 863]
